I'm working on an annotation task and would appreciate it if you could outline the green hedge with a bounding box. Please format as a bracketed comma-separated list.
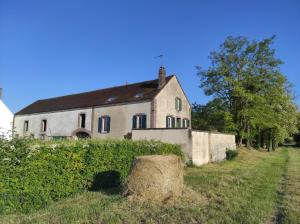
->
[0, 138, 182, 214]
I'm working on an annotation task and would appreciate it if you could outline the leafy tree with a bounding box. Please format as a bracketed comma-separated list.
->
[192, 99, 236, 133]
[293, 112, 300, 146]
[196, 36, 298, 149]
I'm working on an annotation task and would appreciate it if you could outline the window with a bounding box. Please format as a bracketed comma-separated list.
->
[41, 120, 47, 132]
[183, 119, 190, 128]
[79, 113, 86, 128]
[166, 116, 175, 128]
[106, 96, 117, 102]
[134, 93, 144, 98]
[24, 121, 29, 132]
[98, 116, 111, 133]
[175, 97, 182, 111]
[176, 117, 181, 128]
[132, 114, 147, 129]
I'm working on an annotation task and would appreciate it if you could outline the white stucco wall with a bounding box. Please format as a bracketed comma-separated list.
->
[0, 100, 13, 139]
[191, 131, 210, 165]
[92, 102, 151, 139]
[132, 129, 191, 160]
[132, 129, 236, 166]
[14, 108, 93, 138]
[154, 76, 191, 128]
[210, 133, 236, 162]
[14, 101, 152, 139]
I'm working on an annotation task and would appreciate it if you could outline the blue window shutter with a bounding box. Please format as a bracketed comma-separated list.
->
[138, 115, 142, 128]
[132, 115, 137, 129]
[98, 117, 102, 133]
[142, 115, 146, 128]
[172, 117, 175, 128]
[166, 116, 169, 128]
[107, 117, 111, 133]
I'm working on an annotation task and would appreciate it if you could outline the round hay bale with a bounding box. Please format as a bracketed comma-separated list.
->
[125, 154, 183, 202]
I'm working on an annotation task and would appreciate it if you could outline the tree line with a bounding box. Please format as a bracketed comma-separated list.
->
[192, 36, 299, 150]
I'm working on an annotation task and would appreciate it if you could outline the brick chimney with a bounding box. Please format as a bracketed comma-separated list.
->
[158, 66, 166, 89]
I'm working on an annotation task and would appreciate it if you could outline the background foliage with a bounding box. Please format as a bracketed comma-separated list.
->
[0, 138, 182, 214]
[193, 36, 299, 150]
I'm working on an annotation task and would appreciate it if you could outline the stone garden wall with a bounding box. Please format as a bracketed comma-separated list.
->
[132, 129, 236, 166]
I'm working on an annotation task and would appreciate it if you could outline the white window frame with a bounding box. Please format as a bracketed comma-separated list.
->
[24, 120, 29, 132]
[167, 116, 173, 128]
[175, 97, 182, 111]
[79, 113, 86, 129]
[133, 114, 147, 129]
[41, 119, 47, 132]
[183, 118, 189, 128]
[99, 116, 111, 133]
[166, 116, 175, 128]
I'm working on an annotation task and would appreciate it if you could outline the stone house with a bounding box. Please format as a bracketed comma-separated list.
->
[0, 89, 13, 139]
[13, 67, 236, 165]
[14, 67, 191, 140]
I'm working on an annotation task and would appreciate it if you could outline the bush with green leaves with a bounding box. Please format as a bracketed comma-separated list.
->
[0, 138, 182, 214]
[226, 149, 238, 160]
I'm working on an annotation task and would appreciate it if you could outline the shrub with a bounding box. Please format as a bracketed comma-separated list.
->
[226, 149, 238, 160]
[185, 160, 196, 168]
[0, 138, 182, 214]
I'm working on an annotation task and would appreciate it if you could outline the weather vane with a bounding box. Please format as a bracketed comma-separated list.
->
[154, 54, 164, 66]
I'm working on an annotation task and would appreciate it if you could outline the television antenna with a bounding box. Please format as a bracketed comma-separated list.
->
[154, 54, 164, 66]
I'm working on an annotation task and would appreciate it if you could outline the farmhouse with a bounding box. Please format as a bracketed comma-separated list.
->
[0, 89, 13, 139]
[13, 67, 235, 165]
[14, 67, 191, 139]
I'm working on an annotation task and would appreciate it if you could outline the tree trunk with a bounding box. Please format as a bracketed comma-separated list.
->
[271, 131, 276, 151]
[256, 130, 261, 149]
[246, 125, 251, 148]
[238, 137, 243, 146]
[261, 130, 265, 149]
[267, 128, 273, 152]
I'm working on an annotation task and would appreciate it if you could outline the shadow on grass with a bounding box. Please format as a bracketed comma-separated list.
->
[280, 144, 300, 149]
[89, 170, 123, 195]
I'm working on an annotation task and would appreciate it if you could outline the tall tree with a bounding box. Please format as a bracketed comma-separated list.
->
[196, 36, 298, 148]
[192, 99, 236, 133]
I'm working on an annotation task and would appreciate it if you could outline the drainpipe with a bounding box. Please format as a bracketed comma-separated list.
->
[91, 107, 95, 138]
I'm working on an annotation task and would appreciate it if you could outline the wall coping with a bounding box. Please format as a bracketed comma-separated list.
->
[132, 128, 189, 130]
[132, 128, 235, 136]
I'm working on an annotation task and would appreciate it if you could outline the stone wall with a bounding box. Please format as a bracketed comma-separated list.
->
[92, 102, 151, 139]
[210, 132, 236, 162]
[132, 128, 191, 159]
[190, 131, 210, 165]
[14, 101, 152, 139]
[132, 129, 236, 166]
[14, 108, 93, 138]
[153, 76, 191, 128]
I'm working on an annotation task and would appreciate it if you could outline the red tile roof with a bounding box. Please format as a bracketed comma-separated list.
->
[15, 76, 174, 115]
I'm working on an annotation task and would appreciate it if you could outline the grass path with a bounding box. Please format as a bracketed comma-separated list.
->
[274, 148, 300, 223]
[1, 148, 300, 224]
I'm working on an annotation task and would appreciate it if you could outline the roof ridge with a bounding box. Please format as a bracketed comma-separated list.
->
[36, 75, 174, 102]
[15, 75, 175, 115]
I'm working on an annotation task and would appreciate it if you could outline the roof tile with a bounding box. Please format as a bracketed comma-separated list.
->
[15, 76, 173, 115]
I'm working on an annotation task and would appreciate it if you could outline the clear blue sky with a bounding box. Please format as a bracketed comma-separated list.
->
[0, 0, 299, 113]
